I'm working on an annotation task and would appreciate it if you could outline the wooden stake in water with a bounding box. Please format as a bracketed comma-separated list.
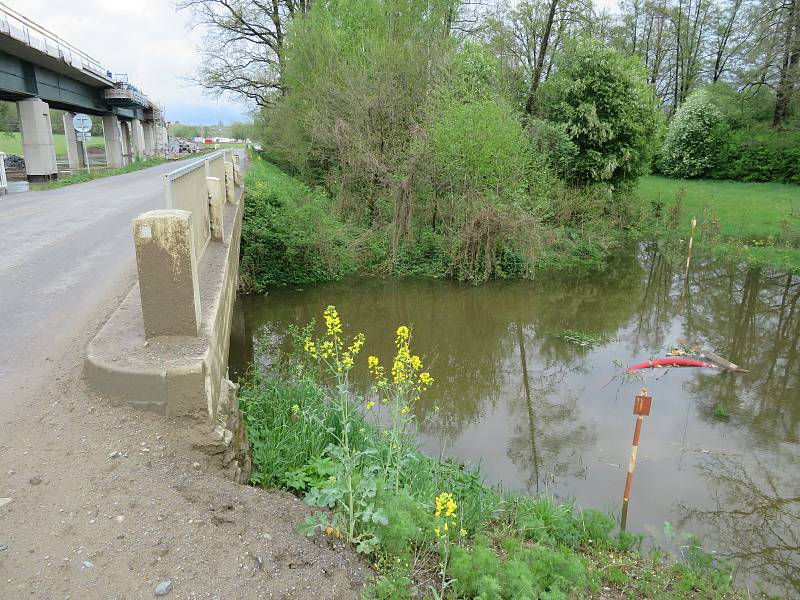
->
[620, 389, 652, 532]
[685, 217, 697, 277]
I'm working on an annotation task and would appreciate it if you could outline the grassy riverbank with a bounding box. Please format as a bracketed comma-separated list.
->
[636, 176, 800, 272]
[240, 307, 743, 599]
[30, 158, 171, 191]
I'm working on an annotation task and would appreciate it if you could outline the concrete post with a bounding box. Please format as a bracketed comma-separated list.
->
[224, 161, 235, 203]
[133, 210, 201, 338]
[17, 98, 57, 182]
[207, 176, 225, 242]
[62, 111, 85, 170]
[131, 119, 145, 160]
[102, 115, 124, 168]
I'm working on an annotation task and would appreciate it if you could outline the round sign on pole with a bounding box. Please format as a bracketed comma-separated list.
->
[72, 113, 92, 133]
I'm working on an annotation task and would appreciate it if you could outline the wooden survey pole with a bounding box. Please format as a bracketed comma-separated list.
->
[620, 389, 652, 532]
[685, 217, 697, 277]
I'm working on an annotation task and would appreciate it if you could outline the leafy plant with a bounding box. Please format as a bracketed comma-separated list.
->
[551, 329, 614, 347]
[659, 90, 728, 178]
[537, 39, 661, 188]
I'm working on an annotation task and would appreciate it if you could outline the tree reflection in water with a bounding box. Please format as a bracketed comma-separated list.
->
[677, 451, 800, 597]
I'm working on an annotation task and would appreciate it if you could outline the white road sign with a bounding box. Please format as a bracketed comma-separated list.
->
[72, 113, 92, 133]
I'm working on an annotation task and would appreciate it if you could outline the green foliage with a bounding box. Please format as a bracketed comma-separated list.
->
[537, 39, 660, 188]
[429, 99, 542, 202]
[239, 157, 356, 291]
[550, 329, 613, 347]
[711, 127, 800, 184]
[659, 90, 728, 178]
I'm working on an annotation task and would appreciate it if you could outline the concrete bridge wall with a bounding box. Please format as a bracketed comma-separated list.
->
[85, 150, 250, 481]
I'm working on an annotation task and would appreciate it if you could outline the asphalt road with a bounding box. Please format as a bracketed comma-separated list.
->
[0, 158, 204, 408]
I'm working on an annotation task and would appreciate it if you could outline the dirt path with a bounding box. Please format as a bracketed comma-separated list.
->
[0, 172, 366, 599]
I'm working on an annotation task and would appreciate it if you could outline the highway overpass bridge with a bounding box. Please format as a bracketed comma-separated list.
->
[0, 2, 167, 181]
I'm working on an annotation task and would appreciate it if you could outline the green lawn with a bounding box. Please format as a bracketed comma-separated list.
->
[0, 131, 105, 157]
[636, 175, 800, 271]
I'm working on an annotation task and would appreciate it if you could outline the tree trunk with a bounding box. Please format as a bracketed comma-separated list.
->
[525, 0, 559, 115]
[774, 0, 800, 127]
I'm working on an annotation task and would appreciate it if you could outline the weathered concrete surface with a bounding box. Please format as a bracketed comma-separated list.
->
[102, 115, 124, 168]
[17, 98, 58, 181]
[85, 187, 244, 417]
[0, 156, 205, 413]
[133, 209, 201, 337]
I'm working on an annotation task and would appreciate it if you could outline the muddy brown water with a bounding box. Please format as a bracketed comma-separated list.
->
[230, 245, 800, 597]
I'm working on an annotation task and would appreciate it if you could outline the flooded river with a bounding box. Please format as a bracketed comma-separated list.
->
[230, 245, 800, 596]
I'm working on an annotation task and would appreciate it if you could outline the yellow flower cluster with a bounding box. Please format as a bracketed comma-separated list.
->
[433, 492, 460, 539]
[367, 355, 387, 387]
[323, 305, 342, 336]
[302, 306, 365, 377]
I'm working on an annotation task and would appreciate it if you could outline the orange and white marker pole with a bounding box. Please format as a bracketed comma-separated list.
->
[620, 389, 652, 532]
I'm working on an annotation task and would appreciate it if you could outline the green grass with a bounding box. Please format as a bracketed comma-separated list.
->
[30, 158, 170, 191]
[636, 175, 800, 271]
[0, 131, 105, 158]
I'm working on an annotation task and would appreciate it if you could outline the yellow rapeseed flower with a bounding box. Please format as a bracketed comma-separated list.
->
[323, 305, 342, 336]
[400, 406, 410, 414]
[304, 337, 317, 357]
[366, 401, 375, 409]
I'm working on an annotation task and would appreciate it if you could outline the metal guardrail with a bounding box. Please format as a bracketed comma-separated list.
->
[163, 150, 231, 260]
[0, 1, 110, 80]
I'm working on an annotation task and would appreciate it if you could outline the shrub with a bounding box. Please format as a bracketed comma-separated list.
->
[537, 39, 660, 188]
[659, 90, 728, 178]
[710, 127, 800, 184]
[239, 157, 356, 291]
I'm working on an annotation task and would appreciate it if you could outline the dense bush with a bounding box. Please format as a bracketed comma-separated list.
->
[537, 39, 660, 188]
[659, 90, 727, 178]
[710, 127, 800, 184]
[239, 157, 355, 291]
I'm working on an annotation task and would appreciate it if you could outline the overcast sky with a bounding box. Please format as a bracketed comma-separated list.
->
[11, 0, 621, 126]
[10, 0, 252, 125]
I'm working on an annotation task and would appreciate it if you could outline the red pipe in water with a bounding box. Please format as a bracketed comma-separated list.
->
[626, 357, 721, 373]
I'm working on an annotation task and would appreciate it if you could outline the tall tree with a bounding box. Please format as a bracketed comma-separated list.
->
[176, 0, 312, 106]
[773, 0, 800, 125]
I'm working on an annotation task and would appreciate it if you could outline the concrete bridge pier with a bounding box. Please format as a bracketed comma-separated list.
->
[17, 98, 58, 182]
[120, 121, 133, 166]
[131, 119, 146, 161]
[62, 112, 85, 170]
[102, 115, 125, 168]
[143, 122, 155, 157]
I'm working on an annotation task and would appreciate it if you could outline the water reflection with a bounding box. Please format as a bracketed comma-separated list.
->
[229, 247, 800, 595]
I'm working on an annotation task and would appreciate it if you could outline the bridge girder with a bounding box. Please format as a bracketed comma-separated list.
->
[0, 50, 146, 121]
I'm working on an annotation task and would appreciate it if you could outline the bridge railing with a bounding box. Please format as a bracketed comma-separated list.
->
[0, 2, 109, 79]
[163, 149, 233, 261]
